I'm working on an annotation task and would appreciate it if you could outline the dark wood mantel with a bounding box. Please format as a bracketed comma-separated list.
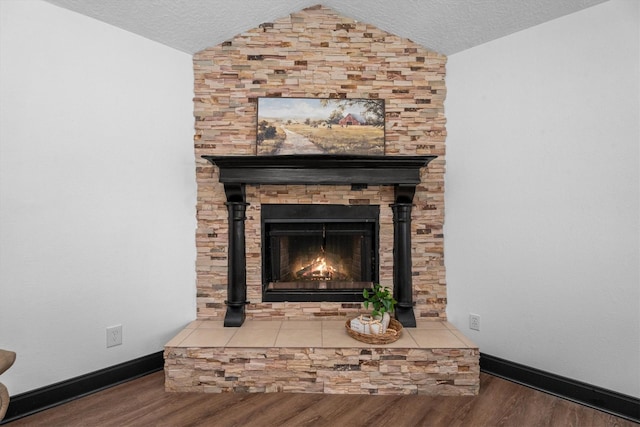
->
[202, 154, 437, 327]
[202, 154, 436, 186]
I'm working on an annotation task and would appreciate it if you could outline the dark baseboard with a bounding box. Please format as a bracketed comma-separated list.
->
[480, 353, 640, 423]
[1, 351, 164, 424]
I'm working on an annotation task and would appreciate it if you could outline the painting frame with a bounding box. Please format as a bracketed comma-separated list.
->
[256, 97, 385, 156]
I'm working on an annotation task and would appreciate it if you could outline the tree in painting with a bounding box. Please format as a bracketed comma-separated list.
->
[320, 99, 384, 127]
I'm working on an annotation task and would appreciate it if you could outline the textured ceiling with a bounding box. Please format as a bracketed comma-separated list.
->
[43, 0, 607, 55]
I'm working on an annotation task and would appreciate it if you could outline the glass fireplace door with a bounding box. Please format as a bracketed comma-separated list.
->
[261, 205, 379, 302]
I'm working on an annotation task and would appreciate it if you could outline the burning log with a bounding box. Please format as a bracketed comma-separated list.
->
[295, 256, 348, 281]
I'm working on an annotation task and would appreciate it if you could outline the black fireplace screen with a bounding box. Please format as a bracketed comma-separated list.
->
[261, 204, 379, 302]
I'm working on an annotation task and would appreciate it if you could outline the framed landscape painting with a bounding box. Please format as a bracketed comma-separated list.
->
[256, 97, 385, 156]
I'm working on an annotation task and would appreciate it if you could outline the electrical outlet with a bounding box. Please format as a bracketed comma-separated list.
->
[106, 325, 122, 348]
[469, 314, 480, 331]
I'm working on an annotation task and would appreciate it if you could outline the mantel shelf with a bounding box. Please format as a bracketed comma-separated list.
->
[202, 154, 436, 186]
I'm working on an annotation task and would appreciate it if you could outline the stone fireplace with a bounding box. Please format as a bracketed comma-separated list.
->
[165, 6, 479, 397]
[194, 5, 447, 325]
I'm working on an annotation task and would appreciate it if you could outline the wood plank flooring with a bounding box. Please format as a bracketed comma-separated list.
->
[7, 371, 637, 426]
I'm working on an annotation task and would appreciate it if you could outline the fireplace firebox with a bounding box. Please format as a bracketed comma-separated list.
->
[262, 204, 379, 302]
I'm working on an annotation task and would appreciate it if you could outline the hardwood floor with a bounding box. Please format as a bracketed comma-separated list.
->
[7, 371, 637, 426]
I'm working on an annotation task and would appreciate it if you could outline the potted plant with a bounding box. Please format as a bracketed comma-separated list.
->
[363, 283, 397, 333]
[346, 284, 402, 343]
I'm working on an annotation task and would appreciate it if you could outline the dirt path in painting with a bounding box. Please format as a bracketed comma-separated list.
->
[276, 127, 326, 155]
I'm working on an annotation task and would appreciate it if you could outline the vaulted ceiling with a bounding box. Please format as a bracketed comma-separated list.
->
[43, 0, 607, 56]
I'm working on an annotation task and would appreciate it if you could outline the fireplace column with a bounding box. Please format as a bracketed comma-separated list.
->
[223, 184, 249, 327]
[392, 185, 417, 327]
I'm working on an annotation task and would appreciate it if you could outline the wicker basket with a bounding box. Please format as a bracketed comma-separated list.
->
[345, 317, 403, 344]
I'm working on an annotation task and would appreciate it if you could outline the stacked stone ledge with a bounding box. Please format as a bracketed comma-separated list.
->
[165, 346, 479, 396]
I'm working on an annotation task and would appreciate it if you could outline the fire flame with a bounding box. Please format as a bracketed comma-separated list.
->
[296, 256, 337, 280]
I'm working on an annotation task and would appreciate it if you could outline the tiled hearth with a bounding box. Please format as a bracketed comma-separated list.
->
[164, 320, 479, 395]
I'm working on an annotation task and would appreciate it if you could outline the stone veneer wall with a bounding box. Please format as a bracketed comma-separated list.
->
[166, 347, 479, 395]
[194, 5, 447, 321]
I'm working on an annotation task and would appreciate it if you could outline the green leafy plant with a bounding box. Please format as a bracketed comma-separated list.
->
[362, 283, 397, 317]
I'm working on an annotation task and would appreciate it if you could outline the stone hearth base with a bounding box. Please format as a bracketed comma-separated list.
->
[164, 320, 479, 396]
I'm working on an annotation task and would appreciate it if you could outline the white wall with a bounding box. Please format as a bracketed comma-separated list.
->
[445, 0, 639, 397]
[0, 0, 196, 395]
[1, 0, 637, 402]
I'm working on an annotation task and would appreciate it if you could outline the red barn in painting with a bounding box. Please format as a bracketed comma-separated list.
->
[338, 113, 364, 126]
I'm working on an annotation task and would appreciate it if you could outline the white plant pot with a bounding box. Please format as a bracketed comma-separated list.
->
[382, 312, 391, 332]
[373, 313, 391, 333]
[370, 323, 382, 335]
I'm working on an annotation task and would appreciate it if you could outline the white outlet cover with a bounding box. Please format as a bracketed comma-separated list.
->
[469, 314, 480, 331]
[106, 325, 123, 347]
